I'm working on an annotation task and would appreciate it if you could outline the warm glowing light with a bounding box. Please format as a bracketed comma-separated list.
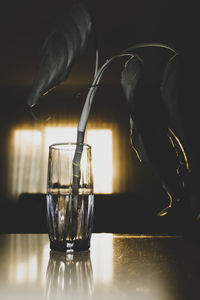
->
[42, 127, 78, 192]
[16, 262, 26, 284]
[16, 130, 42, 145]
[10, 130, 42, 197]
[57, 262, 66, 290]
[7, 234, 50, 287]
[41, 242, 50, 286]
[9, 127, 113, 197]
[44, 127, 77, 152]
[87, 130, 113, 193]
[28, 255, 37, 283]
[91, 233, 113, 284]
[168, 127, 190, 171]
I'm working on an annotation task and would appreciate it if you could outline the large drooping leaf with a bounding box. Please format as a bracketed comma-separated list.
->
[161, 53, 190, 172]
[27, 1, 92, 108]
[161, 54, 200, 219]
[121, 56, 186, 214]
[121, 55, 146, 162]
[161, 54, 185, 139]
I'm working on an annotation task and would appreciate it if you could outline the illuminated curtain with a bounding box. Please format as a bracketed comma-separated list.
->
[7, 124, 114, 198]
[7, 117, 140, 200]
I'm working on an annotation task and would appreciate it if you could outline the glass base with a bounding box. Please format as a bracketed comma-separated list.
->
[50, 237, 90, 252]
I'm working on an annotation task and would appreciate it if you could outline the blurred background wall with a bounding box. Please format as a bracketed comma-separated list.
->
[0, 0, 199, 232]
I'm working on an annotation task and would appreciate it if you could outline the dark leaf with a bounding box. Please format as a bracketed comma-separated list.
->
[161, 54, 183, 139]
[27, 1, 92, 108]
[121, 55, 145, 162]
[161, 54, 190, 171]
[121, 56, 186, 211]
[121, 55, 144, 111]
[161, 54, 200, 218]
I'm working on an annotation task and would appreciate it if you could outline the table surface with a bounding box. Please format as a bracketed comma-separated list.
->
[0, 233, 200, 300]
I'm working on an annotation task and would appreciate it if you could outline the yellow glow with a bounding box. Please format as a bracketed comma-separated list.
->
[9, 127, 113, 197]
[87, 130, 113, 193]
[7, 234, 50, 287]
[44, 127, 77, 152]
[10, 130, 42, 197]
[168, 127, 190, 171]
[113, 234, 183, 238]
[42, 127, 78, 192]
[157, 186, 173, 217]
[15, 129, 42, 145]
[91, 233, 113, 284]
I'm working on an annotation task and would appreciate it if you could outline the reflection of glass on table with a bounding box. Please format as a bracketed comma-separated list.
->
[46, 250, 93, 300]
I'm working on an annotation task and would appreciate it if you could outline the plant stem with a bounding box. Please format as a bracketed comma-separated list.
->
[71, 43, 180, 227]
[122, 42, 178, 55]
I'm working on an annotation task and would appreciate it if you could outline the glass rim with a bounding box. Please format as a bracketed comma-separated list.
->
[49, 142, 91, 151]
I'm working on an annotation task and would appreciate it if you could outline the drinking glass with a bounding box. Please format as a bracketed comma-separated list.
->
[47, 143, 94, 252]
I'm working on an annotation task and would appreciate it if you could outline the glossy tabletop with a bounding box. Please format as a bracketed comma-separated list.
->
[0, 233, 200, 300]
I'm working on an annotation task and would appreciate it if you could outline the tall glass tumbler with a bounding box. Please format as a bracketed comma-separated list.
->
[47, 143, 94, 252]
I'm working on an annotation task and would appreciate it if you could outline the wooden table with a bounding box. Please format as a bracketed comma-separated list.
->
[0, 233, 199, 299]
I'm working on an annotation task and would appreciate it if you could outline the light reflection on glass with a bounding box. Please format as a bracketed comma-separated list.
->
[90, 233, 113, 284]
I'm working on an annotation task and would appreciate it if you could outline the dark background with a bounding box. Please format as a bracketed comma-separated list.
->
[0, 0, 200, 234]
